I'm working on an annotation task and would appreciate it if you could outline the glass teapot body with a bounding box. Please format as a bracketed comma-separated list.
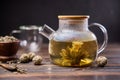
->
[49, 16, 97, 67]
[39, 15, 108, 67]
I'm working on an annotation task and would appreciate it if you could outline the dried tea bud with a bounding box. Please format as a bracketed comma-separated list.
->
[0, 36, 18, 42]
[96, 56, 107, 67]
[28, 52, 36, 61]
[19, 53, 30, 63]
[32, 55, 42, 65]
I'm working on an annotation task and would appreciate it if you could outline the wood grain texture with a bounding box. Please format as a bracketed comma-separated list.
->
[0, 43, 120, 80]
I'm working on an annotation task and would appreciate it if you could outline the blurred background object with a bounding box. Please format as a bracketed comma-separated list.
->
[11, 25, 43, 53]
[0, 0, 120, 43]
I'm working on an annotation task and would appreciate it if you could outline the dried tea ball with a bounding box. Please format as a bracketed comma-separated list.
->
[96, 56, 107, 67]
[19, 53, 30, 63]
[32, 55, 42, 65]
[28, 52, 36, 61]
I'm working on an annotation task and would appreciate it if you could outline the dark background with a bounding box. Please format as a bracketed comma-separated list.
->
[0, 0, 120, 43]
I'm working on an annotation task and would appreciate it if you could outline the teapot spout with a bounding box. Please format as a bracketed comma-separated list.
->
[39, 24, 55, 39]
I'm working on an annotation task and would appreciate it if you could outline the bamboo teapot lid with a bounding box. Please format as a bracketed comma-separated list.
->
[58, 15, 89, 20]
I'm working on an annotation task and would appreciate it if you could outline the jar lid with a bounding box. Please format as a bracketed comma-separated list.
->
[19, 25, 39, 30]
[58, 15, 89, 19]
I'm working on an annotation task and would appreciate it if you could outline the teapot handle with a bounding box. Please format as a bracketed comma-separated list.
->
[11, 30, 21, 34]
[89, 23, 108, 55]
[10, 30, 21, 41]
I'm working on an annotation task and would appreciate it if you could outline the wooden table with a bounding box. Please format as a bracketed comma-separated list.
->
[0, 43, 120, 80]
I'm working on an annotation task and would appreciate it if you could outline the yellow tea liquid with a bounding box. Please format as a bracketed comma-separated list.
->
[49, 40, 98, 67]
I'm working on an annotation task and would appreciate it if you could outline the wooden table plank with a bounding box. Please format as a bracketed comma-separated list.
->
[0, 43, 120, 80]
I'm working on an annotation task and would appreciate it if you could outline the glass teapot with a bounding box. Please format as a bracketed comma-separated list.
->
[39, 15, 108, 67]
[11, 25, 43, 53]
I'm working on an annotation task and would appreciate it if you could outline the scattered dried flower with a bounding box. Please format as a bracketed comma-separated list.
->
[32, 55, 42, 65]
[96, 56, 107, 67]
